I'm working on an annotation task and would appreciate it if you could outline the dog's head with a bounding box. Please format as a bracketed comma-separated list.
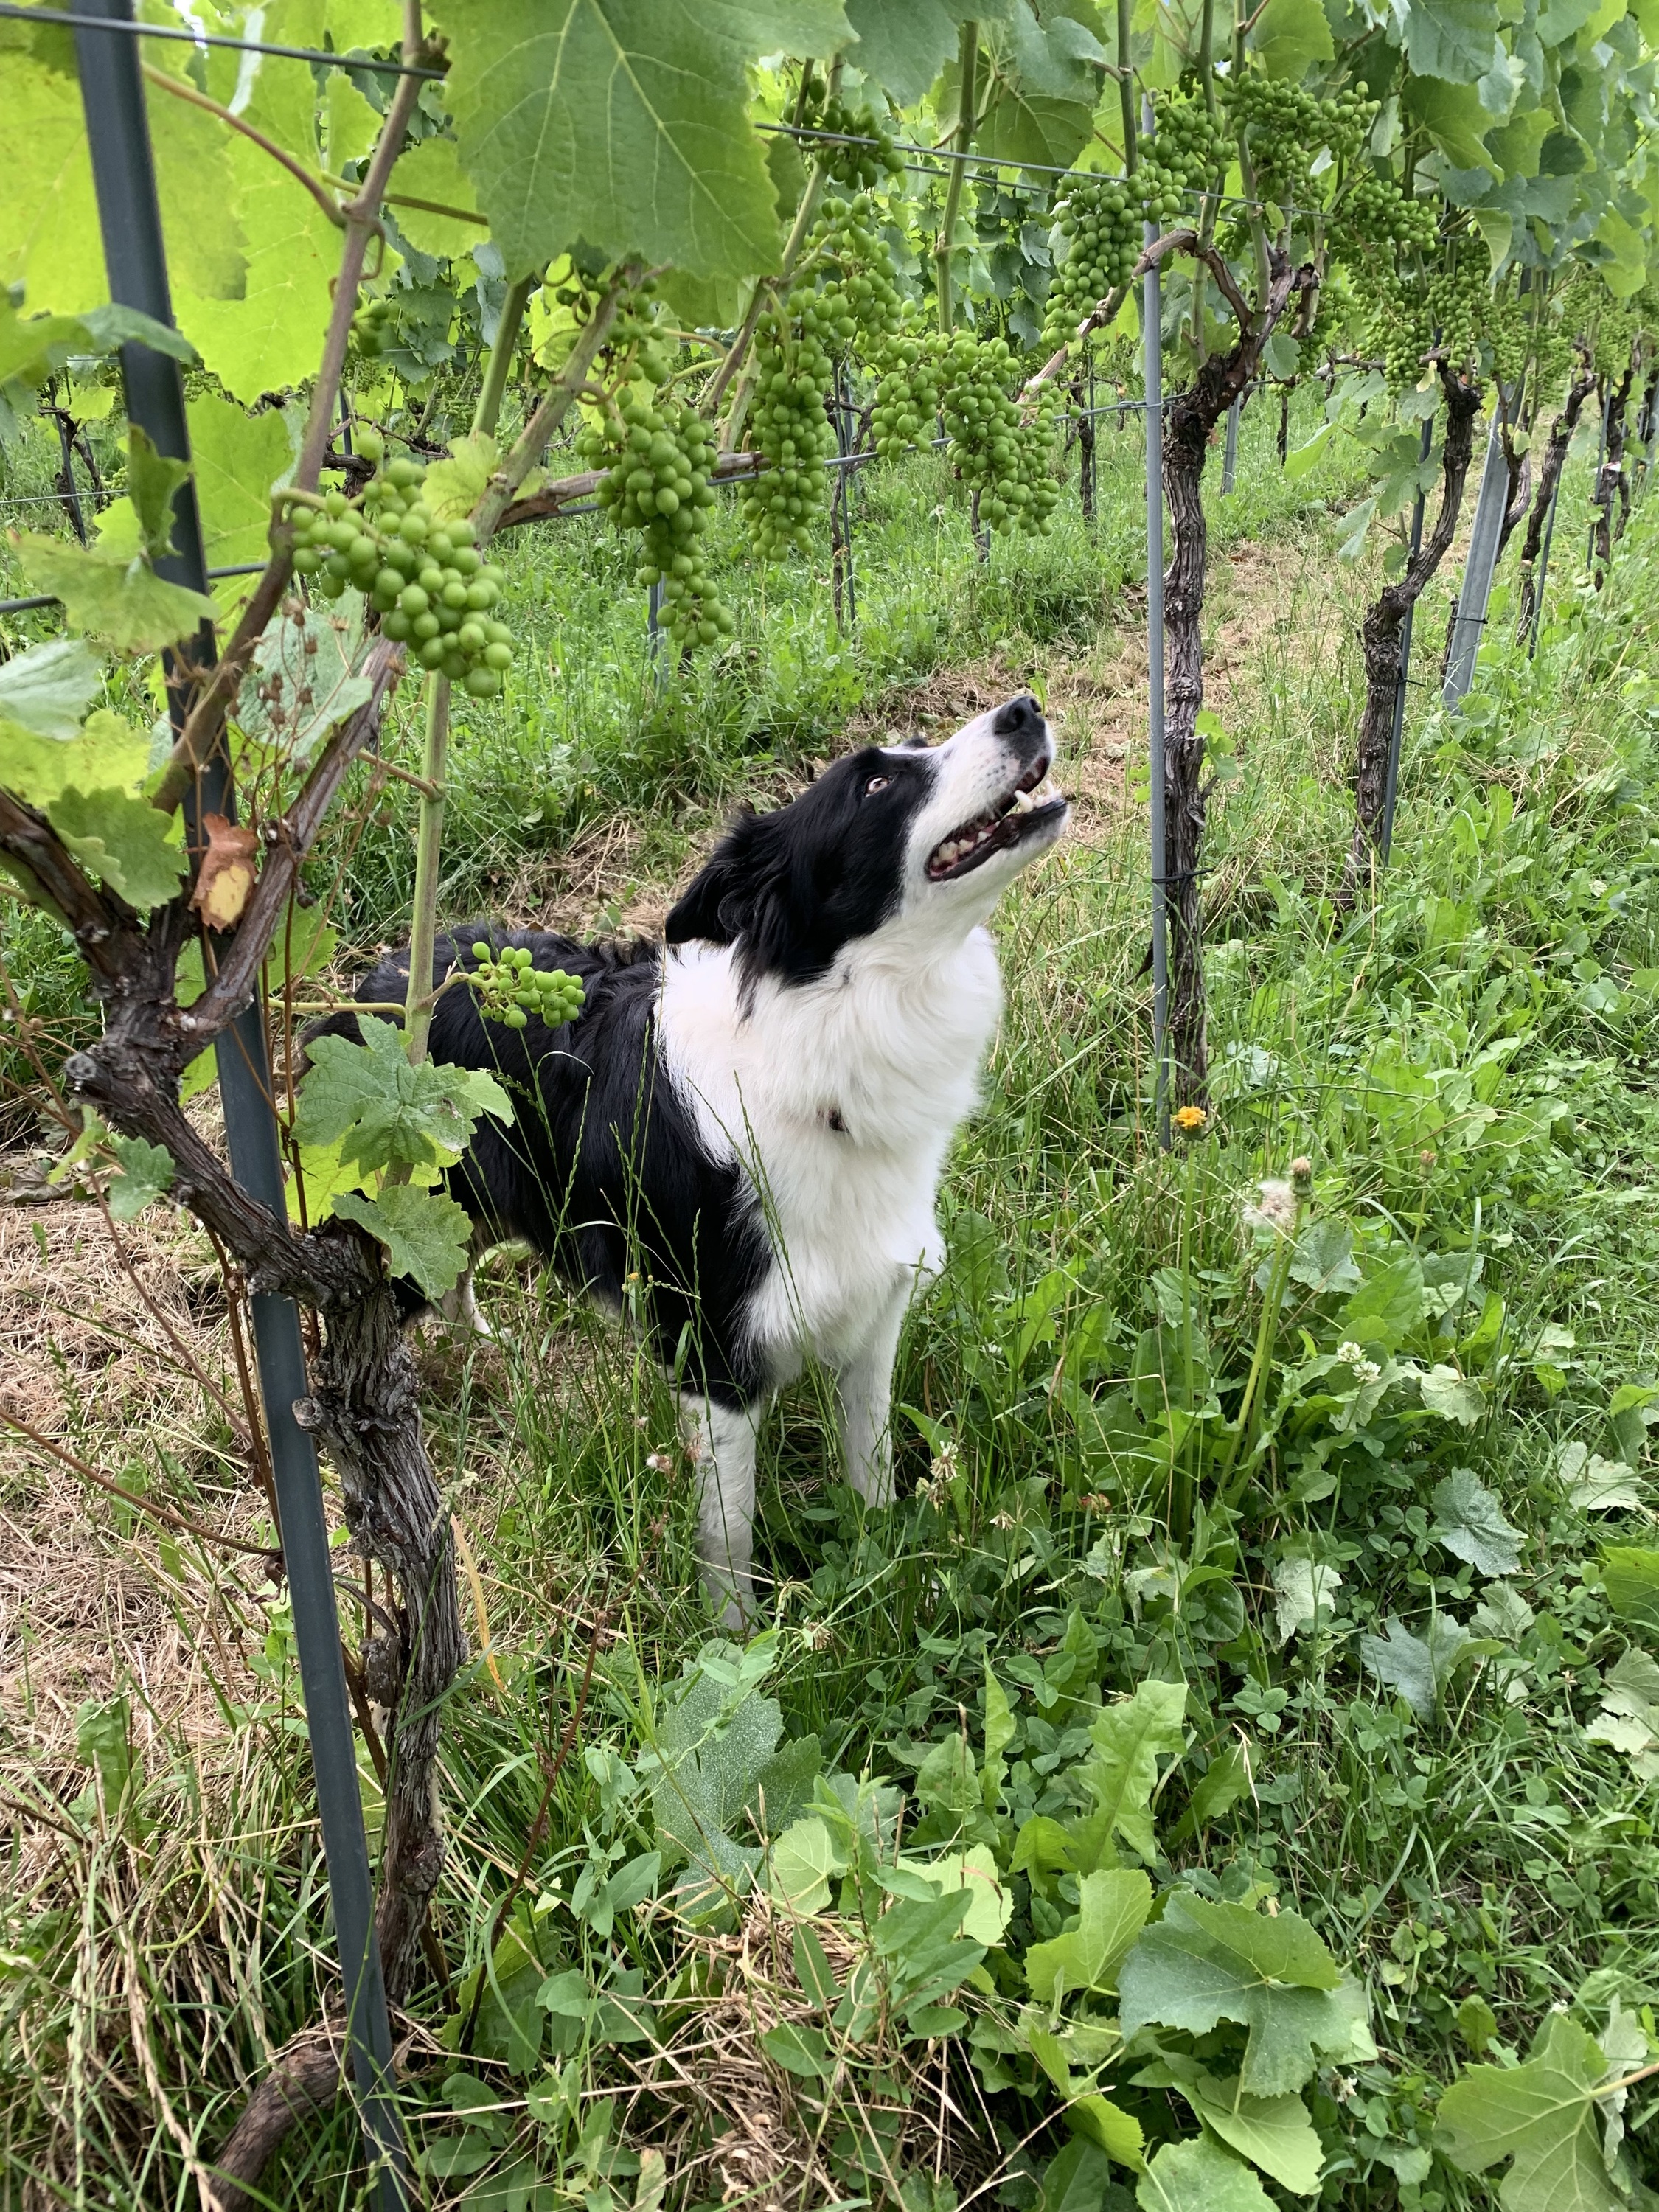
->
[665, 694, 1066, 986]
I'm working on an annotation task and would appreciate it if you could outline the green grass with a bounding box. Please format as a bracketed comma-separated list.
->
[4, 392, 1659, 2209]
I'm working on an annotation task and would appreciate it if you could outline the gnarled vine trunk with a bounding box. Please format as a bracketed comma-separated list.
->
[1515, 365, 1595, 639]
[1347, 372, 1482, 884]
[1159, 246, 1312, 1105]
[1593, 361, 1634, 581]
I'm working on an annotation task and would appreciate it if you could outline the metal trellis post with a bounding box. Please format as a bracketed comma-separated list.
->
[1220, 391, 1242, 497]
[69, 4, 408, 2202]
[1142, 94, 1169, 1151]
[1442, 391, 1516, 709]
[1378, 411, 1433, 863]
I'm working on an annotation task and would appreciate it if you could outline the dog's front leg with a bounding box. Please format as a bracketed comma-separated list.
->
[681, 1393, 762, 1631]
[835, 1274, 914, 1510]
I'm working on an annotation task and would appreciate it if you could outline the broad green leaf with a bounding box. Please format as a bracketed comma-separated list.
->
[1272, 1557, 1343, 1644]
[1119, 1895, 1366, 2097]
[842, 0, 961, 102]
[237, 602, 372, 763]
[125, 429, 190, 564]
[0, 301, 187, 389]
[1175, 2067, 1322, 2196]
[895, 1845, 1012, 1947]
[1359, 1615, 1473, 1717]
[974, 7, 1099, 168]
[333, 1184, 473, 1300]
[760, 2020, 832, 2078]
[1068, 2093, 1145, 2171]
[1137, 2134, 1273, 2212]
[1024, 1868, 1152, 2004]
[1284, 421, 1335, 481]
[1078, 1678, 1186, 1864]
[1421, 1365, 1486, 1426]
[1335, 498, 1376, 560]
[187, 392, 290, 585]
[1404, 76, 1498, 173]
[105, 1134, 175, 1222]
[0, 58, 108, 314]
[768, 1815, 841, 1914]
[1433, 1468, 1523, 1575]
[0, 639, 100, 740]
[1287, 1219, 1360, 1295]
[423, 432, 499, 527]
[1404, 0, 1503, 83]
[1248, 0, 1333, 78]
[1340, 1253, 1426, 1351]
[324, 70, 383, 173]
[1041, 2138, 1121, 2212]
[1600, 1548, 1659, 1635]
[46, 785, 188, 911]
[293, 1017, 512, 1175]
[0, 706, 148, 810]
[1436, 2013, 1621, 2212]
[14, 537, 217, 657]
[173, 41, 338, 403]
[914, 1730, 980, 1819]
[1564, 1452, 1644, 1512]
[386, 134, 487, 259]
[428, 0, 836, 279]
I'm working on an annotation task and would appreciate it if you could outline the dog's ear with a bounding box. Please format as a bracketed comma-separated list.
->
[664, 818, 757, 947]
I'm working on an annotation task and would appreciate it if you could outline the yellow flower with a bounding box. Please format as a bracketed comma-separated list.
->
[1172, 1105, 1208, 1135]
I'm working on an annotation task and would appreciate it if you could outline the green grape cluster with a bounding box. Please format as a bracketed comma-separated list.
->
[796, 191, 905, 350]
[286, 433, 513, 698]
[1332, 171, 1439, 265]
[1357, 278, 1432, 389]
[580, 400, 732, 650]
[1139, 89, 1227, 227]
[351, 295, 394, 358]
[467, 942, 585, 1031]
[805, 94, 905, 192]
[1425, 251, 1492, 378]
[1044, 175, 1139, 347]
[740, 315, 836, 557]
[1224, 71, 1326, 215]
[938, 334, 1061, 536]
[871, 329, 942, 459]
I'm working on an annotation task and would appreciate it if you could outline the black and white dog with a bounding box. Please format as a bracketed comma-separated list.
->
[337, 694, 1065, 1622]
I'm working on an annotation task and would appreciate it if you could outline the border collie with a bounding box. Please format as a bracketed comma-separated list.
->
[335, 694, 1065, 1624]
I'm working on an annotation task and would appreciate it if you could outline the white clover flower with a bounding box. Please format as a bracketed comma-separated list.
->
[1242, 1178, 1297, 1235]
[1336, 1340, 1382, 1386]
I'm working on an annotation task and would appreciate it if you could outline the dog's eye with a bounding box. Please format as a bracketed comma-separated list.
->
[863, 774, 890, 796]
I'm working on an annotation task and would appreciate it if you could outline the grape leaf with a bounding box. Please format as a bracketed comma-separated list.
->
[423, 432, 499, 527]
[1248, 0, 1334, 77]
[1118, 1895, 1368, 2097]
[145, 55, 248, 302]
[386, 134, 487, 259]
[1136, 2134, 1273, 2212]
[0, 707, 148, 810]
[0, 57, 108, 314]
[0, 639, 101, 740]
[1433, 1468, 1523, 1575]
[324, 70, 383, 173]
[1436, 2014, 1622, 2212]
[841, 0, 963, 101]
[1405, 0, 1503, 83]
[1404, 75, 1498, 173]
[429, 0, 848, 279]
[292, 1015, 512, 1175]
[1076, 1678, 1187, 1864]
[46, 785, 189, 911]
[125, 429, 191, 564]
[333, 1184, 473, 1301]
[14, 536, 217, 656]
[105, 1134, 175, 1223]
[1359, 1614, 1474, 1717]
[237, 602, 372, 764]
[1024, 1868, 1152, 2004]
[187, 393, 291, 584]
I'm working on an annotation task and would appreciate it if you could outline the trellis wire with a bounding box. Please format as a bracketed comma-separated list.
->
[0, 1, 445, 73]
[65, 2, 410, 2202]
[1141, 94, 1170, 1152]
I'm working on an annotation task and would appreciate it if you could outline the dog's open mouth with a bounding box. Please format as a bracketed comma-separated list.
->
[926, 759, 1067, 882]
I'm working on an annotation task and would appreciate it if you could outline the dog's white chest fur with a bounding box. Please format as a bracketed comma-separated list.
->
[658, 928, 1003, 1376]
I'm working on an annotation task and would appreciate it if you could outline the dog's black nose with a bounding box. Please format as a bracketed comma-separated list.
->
[992, 693, 1043, 737]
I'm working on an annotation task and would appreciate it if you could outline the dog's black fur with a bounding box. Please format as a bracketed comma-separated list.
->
[310, 928, 771, 1408]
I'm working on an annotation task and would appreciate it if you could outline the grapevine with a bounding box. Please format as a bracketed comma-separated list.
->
[871, 328, 943, 459]
[285, 431, 514, 698]
[1138, 88, 1228, 227]
[802, 93, 905, 192]
[465, 942, 585, 1031]
[580, 398, 731, 651]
